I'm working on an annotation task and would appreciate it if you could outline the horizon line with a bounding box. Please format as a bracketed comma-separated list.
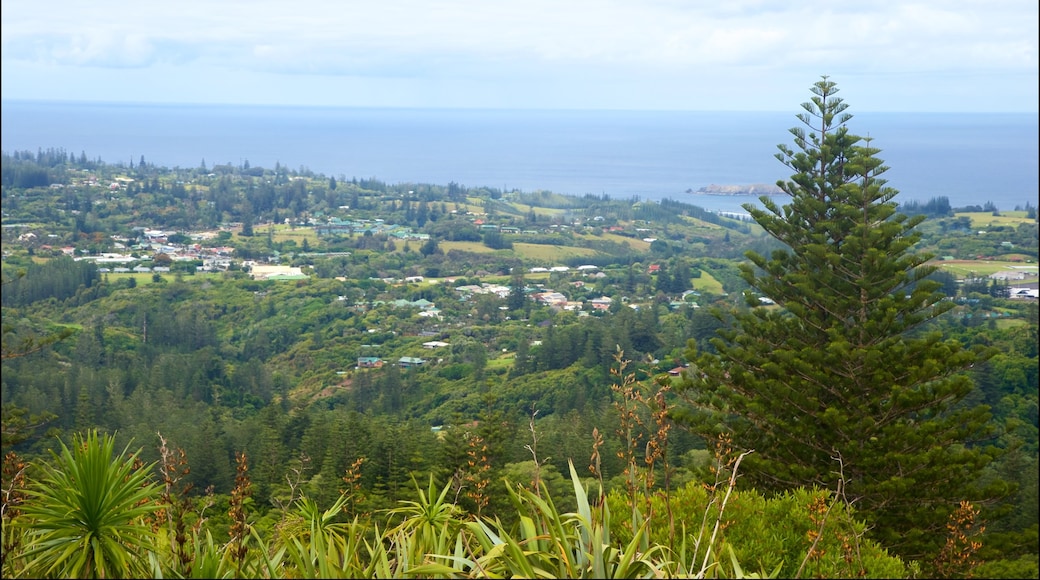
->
[3, 97, 1038, 116]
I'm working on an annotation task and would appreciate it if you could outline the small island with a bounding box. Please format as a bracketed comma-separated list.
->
[688, 183, 784, 195]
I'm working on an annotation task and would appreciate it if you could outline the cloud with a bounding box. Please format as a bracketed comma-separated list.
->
[4, 32, 195, 69]
[4, 1, 1032, 70]
[1, 0, 1036, 110]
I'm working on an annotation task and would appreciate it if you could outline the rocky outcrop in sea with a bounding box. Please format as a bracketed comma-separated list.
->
[687, 183, 784, 195]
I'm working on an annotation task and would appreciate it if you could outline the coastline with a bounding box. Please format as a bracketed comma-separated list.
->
[2, 102, 1035, 212]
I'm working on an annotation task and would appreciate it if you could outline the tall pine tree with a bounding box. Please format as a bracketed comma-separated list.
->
[677, 77, 1007, 564]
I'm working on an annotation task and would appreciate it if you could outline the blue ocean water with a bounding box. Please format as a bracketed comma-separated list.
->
[2, 100, 1037, 214]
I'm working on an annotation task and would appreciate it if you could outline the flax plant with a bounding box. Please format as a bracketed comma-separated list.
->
[414, 459, 668, 578]
[610, 351, 647, 535]
[155, 431, 200, 576]
[227, 451, 252, 575]
[609, 350, 680, 552]
[278, 493, 370, 578]
[1, 450, 29, 572]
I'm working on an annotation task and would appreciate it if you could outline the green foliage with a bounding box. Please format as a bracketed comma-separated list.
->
[410, 460, 673, 579]
[1, 257, 101, 307]
[1, 86, 1035, 576]
[973, 552, 1040, 579]
[12, 430, 161, 578]
[677, 77, 1011, 565]
[7, 430, 869, 578]
[607, 481, 910, 578]
[0, 406, 58, 447]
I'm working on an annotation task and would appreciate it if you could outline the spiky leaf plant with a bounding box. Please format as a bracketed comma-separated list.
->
[16, 430, 161, 579]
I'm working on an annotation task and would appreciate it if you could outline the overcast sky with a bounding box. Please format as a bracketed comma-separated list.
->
[2, 0, 1037, 112]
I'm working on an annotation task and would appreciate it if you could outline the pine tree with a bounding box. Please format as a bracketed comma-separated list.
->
[508, 271, 526, 311]
[677, 77, 1007, 564]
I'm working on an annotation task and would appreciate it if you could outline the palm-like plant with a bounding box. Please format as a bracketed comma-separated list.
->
[15, 430, 161, 579]
[383, 475, 467, 574]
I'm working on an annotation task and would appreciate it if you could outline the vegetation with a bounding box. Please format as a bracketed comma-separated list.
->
[3, 422, 918, 578]
[676, 78, 1014, 571]
[13, 431, 161, 578]
[1, 78, 1037, 577]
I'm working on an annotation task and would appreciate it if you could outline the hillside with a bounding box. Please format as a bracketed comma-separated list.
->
[2, 148, 1037, 579]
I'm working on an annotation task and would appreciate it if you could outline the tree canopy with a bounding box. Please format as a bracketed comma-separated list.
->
[677, 76, 1010, 565]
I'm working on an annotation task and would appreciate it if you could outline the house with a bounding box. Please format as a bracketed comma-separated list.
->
[250, 265, 306, 280]
[357, 356, 383, 369]
[1010, 288, 1039, 300]
[588, 296, 613, 311]
[398, 356, 426, 368]
[991, 271, 1035, 281]
[532, 292, 567, 306]
[202, 257, 233, 271]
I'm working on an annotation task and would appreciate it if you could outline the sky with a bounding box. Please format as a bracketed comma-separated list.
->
[2, 0, 1037, 112]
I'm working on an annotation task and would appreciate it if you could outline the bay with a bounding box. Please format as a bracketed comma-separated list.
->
[2, 101, 1036, 214]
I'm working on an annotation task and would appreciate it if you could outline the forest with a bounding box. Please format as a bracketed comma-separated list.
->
[1, 79, 1038, 578]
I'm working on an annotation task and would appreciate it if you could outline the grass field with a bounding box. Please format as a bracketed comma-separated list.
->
[512, 242, 599, 262]
[486, 354, 515, 370]
[253, 224, 323, 246]
[438, 240, 601, 263]
[996, 318, 1030, 330]
[439, 240, 498, 254]
[955, 211, 1034, 229]
[500, 201, 568, 219]
[104, 271, 223, 285]
[678, 215, 730, 229]
[689, 271, 724, 294]
[577, 232, 653, 252]
[457, 200, 493, 215]
[933, 259, 1039, 277]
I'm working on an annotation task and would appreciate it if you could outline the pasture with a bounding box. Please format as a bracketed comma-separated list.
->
[689, 271, 724, 294]
[577, 232, 653, 252]
[933, 259, 1039, 278]
[104, 271, 223, 285]
[955, 211, 1034, 229]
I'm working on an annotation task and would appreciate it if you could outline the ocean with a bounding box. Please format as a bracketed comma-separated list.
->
[2, 100, 1037, 214]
